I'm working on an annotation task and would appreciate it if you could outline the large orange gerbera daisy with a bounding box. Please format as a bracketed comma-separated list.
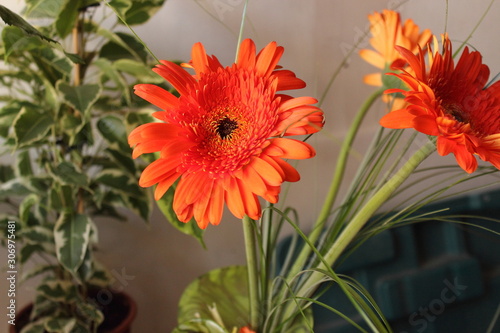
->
[380, 35, 500, 173]
[129, 39, 324, 229]
[359, 9, 432, 87]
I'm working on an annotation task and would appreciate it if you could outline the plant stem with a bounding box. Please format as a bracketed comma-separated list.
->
[242, 215, 260, 330]
[293, 140, 436, 303]
[285, 87, 384, 281]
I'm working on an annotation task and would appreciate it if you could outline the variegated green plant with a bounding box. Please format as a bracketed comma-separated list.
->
[0, 1, 166, 332]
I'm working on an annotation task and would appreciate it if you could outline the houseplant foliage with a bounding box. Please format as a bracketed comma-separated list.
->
[0, 0, 165, 332]
[125, 2, 500, 333]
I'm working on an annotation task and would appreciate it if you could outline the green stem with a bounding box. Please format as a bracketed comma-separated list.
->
[234, 0, 249, 63]
[242, 215, 260, 330]
[285, 87, 384, 281]
[294, 140, 436, 301]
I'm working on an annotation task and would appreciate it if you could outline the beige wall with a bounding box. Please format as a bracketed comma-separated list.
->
[1, 0, 499, 332]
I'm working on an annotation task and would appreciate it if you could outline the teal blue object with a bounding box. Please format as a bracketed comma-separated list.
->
[276, 188, 500, 333]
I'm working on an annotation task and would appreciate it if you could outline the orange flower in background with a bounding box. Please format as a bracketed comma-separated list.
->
[129, 39, 324, 229]
[360, 9, 432, 86]
[380, 35, 500, 173]
[360, 10, 432, 111]
[239, 326, 256, 333]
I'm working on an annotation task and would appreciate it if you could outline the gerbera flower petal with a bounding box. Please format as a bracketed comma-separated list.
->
[129, 39, 323, 228]
[134, 84, 179, 110]
[381, 34, 500, 173]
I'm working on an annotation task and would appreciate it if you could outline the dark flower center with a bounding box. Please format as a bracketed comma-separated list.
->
[216, 116, 239, 139]
[444, 103, 468, 123]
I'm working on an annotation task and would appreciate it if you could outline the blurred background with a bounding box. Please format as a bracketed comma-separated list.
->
[1, 0, 499, 331]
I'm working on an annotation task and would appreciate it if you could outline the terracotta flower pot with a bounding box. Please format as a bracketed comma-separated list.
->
[8, 291, 137, 333]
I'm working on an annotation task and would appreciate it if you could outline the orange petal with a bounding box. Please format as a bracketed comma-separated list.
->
[250, 157, 283, 186]
[134, 84, 179, 110]
[267, 138, 316, 159]
[224, 177, 245, 219]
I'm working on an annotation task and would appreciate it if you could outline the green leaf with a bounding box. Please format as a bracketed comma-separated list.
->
[19, 194, 38, 224]
[52, 161, 89, 187]
[57, 82, 102, 115]
[24, 0, 65, 18]
[97, 115, 130, 152]
[0, 102, 20, 137]
[37, 279, 79, 303]
[113, 59, 163, 83]
[44, 317, 77, 333]
[54, 0, 83, 38]
[121, 0, 166, 25]
[75, 301, 104, 328]
[21, 225, 54, 244]
[12, 106, 54, 147]
[99, 31, 150, 63]
[107, 0, 132, 19]
[0, 178, 31, 199]
[1, 26, 44, 61]
[93, 58, 131, 105]
[177, 266, 249, 330]
[95, 169, 142, 196]
[54, 213, 91, 274]
[87, 260, 114, 287]
[157, 183, 205, 247]
[0, 4, 57, 43]
[96, 27, 144, 62]
[16, 150, 33, 177]
[19, 243, 48, 263]
[106, 148, 136, 175]
[18, 318, 47, 333]
[173, 319, 228, 333]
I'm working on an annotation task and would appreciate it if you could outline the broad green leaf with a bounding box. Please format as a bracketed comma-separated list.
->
[96, 26, 143, 62]
[57, 82, 102, 115]
[88, 260, 115, 287]
[75, 301, 104, 328]
[113, 59, 163, 83]
[37, 279, 79, 303]
[177, 266, 249, 330]
[19, 194, 38, 224]
[16, 150, 33, 177]
[106, 148, 136, 175]
[12, 106, 53, 147]
[0, 178, 31, 199]
[52, 161, 89, 187]
[0, 164, 15, 182]
[44, 317, 76, 333]
[21, 264, 58, 283]
[0, 4, 57, 43]
[24, 0, 65, 18]
[126, 195, 152, 222]
[107, 0, 132, 19]
[31, 294, 58, 324]
[97, 115, 130, 151]
[76, 247, 93, 282]
[94, 169, 143, 198]
[157, 183, 205, 247]
[21, 225, 54, 244]
[19, 243, 48, 263]
[121, 0, 166, 26]
[0, 102, 20, 137]
[173, 319, 228, 333]
[17, 318, 47, 333]
[93, 58, 131, 105]
[2, 26, 44, 60]
[54, 213, 91, 274]
[54, 0, 83, 38]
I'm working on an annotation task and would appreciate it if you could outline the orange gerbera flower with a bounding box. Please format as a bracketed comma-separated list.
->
[129, 39, 324, 229]
[380, 35, 500, 173]
[360, 9, 432, 87]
